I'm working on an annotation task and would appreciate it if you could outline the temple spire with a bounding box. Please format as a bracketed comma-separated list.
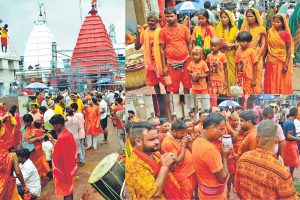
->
[89, 0, 98, 16]
[35, 2, 47, 25]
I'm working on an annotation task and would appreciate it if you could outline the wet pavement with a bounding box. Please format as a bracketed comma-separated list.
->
[39, 119, 120, 200]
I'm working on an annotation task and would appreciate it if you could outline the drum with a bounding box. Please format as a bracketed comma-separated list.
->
[88, 153, 125, 200]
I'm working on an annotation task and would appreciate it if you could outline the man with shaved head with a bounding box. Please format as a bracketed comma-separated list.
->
[225, 113, 246, 198]
[262, 107, 285, 159]
[235, 120, 296, 199]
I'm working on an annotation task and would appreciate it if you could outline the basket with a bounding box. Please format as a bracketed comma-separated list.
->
[125, 64, 146, 89]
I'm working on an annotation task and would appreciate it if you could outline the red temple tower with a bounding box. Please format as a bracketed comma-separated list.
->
[71, 7, 118, 74]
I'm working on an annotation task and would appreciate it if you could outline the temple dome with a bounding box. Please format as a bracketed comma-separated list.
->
[24, 22, 63, 70]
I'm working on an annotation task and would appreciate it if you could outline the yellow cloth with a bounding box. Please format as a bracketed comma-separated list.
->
[1, 28, 7, 38]
[267, 14, 294, 64]
[143, 27, 163, 77]
[67, 99, 84, 113]
[125, 139, 133, 160]
[9, 116, 17, 126]
[11, 187, 22, 200]
[125, 151, 166, 200]
[54, 104, 65, 117]
[216, 10, 239, 89]
[192, 25, 216, 51]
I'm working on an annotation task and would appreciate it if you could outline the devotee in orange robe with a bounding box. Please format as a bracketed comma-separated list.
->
[50, 114, 77, 200]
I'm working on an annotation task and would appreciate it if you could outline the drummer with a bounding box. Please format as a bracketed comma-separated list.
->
[125, 122, 183, 199]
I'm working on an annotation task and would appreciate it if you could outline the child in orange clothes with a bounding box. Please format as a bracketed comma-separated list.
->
[206, 37, 228, 94]
[235, 31, 258, 94]
[187, 46, 209, 94]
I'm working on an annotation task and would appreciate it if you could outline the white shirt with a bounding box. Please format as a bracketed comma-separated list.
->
[100, 99, 108, 119]
[44, 109, 55, 123]
[207, 9, 217, 26]
[107, 92, 115, 104]
[16, 159, 41, 197]
[294, 119, 300, 136]
[41, 100, 48, 107]
[74, 112, 85, 139]
[42, 141, 54, 161]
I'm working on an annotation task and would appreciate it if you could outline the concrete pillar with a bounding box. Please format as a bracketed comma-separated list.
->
[133, 0, 146, 25]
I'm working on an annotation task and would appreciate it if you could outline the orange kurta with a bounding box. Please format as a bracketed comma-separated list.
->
[235, 48, 258, 94]
[206, 52, 227, 94]
[25, 127, 50, 177]
[187, 60, 209, 92]
[192, 138, 226, 200]
[161, 136, 196, 199]
[85, 105, 102, 136]
[237, 126, 257, 159]
[240, 8, 267, 94]
[159, 23, 191, 64]
[159, 23, 192, 92]
[265, 14, 293, 94]
[235, 148, 296, 199]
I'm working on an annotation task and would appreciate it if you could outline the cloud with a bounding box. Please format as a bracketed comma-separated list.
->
[0, 0, 125, 56]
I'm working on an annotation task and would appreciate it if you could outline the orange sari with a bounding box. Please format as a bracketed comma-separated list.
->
[0, 130, 22, 200]
[265, 14, 293, 94]
[24, 126, 50, 177]
[0, 115, 17, 150]
[240, 8, 267, 94]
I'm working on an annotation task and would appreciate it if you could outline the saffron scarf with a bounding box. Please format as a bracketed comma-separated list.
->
[143, 27, 163, 77]
[133, 148, 183, 199]
[240, 8, 266, 50]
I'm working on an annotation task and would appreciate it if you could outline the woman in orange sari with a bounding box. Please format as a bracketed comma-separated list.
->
[0, 103, 18, 150]
[0, 121, 28, 200]
[240, 8, 267, 94]
[23, 114, 51, 178]
[265, 14, 293, 94]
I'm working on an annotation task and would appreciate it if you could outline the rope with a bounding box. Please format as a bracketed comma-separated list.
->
[7, 36, 18, 55]
[79, 0, 83, 24]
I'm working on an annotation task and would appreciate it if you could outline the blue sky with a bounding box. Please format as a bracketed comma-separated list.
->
[0, 0, 125, 56]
